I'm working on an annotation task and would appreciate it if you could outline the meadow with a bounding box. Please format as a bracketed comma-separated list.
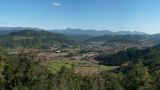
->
[41, 60, 119, 74]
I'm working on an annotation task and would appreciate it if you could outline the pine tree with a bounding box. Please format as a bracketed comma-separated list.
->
[125, 61, 153, 90]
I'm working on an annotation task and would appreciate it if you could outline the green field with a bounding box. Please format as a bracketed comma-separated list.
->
[42, 60, 119, 74]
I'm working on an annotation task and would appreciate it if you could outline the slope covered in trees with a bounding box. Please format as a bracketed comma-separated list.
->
[0, 30, 77, 49]
[87, 35, 150, 43]
[95, 44, 160, 66]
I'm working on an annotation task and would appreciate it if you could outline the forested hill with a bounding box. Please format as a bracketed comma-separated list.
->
[0, 30, 77, 49]
[0, 27, 44, 35]
[148, 34, 160, 43]
[95, 44, 160, 66]
[86, 35, 150, 43]
[86, 34, 160, 44]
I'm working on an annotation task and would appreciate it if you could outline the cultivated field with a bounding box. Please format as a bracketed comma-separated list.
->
[41, 60, 119, 74]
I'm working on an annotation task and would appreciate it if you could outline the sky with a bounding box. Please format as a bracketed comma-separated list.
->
[0, 0, 160, 34]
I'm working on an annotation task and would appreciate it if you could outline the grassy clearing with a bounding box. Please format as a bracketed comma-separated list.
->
[99, 65, 119, 71]
[42, 60, 73, 73]
[74, 67, 99, 71]
[42, 60, 119, 74]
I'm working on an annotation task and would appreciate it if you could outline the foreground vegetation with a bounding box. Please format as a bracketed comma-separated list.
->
[1, 49, 160, 90]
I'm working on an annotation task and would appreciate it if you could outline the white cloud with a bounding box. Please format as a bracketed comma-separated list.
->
[52, 2, 61, 7]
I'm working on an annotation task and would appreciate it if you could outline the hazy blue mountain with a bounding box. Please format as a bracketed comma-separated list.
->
[50, 28, 146, 36]
[0, 27, 147, 36]
[116, 31, 146, 35]
[0, 27, 43, 35]
[86, 35, 150, 43]
[148, 34, 160, 42]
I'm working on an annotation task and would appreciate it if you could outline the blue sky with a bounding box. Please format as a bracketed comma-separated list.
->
[0, 0, 160, 34]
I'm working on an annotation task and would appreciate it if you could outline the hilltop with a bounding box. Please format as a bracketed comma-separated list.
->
[0, 30, 77, 49]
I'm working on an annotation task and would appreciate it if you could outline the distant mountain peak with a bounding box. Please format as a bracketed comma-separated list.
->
[50, 28, 147, 36]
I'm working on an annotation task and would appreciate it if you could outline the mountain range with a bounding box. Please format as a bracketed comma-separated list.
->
[50, 28, 146, 36]
[0, 27, 146, 36]
[0, 27, 160, 50]
[0, 27, 43, 35]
